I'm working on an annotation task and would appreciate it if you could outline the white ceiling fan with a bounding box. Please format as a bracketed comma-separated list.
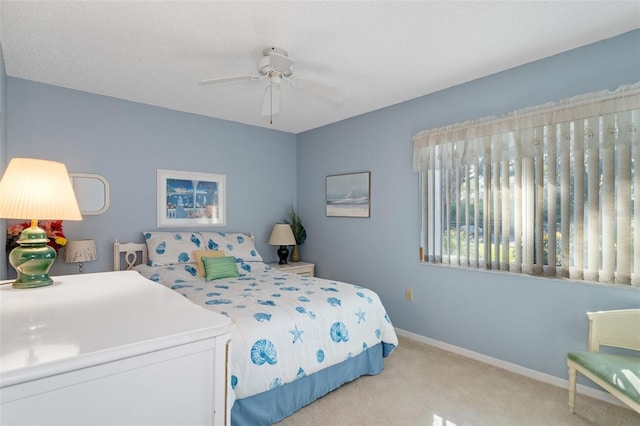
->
[199, 47, 346, 124]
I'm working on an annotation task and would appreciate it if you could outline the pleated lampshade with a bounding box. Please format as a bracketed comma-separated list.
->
[0, 158, 82, 220]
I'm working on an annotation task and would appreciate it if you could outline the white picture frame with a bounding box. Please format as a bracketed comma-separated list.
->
[157, 169, 226, 228]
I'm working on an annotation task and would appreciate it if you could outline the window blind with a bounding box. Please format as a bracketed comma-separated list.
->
[413, 83, 640, 285]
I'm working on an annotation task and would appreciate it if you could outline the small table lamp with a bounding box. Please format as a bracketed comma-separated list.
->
[268, 223, 296, 264]
[64, 239, 98, 273]
[0, 158, 82, 288]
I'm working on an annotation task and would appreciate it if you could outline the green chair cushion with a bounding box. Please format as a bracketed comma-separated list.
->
[568, 351, 640, 403]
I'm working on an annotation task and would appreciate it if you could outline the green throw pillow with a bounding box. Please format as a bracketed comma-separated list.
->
[202, 256, 239, 281]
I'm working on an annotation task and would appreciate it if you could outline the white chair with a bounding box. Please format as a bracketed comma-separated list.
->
[113, 239, 147, 271]
[567, 309, 640, 414]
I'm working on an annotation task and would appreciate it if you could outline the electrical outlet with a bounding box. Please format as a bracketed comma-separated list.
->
[405, 288, 414, 302]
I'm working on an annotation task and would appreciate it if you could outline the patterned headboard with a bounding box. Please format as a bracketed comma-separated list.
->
[113, 232, 257, 271]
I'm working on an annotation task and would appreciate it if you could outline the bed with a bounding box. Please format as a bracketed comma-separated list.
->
[114, 231, 398, 425]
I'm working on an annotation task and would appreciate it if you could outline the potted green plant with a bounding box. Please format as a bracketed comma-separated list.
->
[284, 205, 306, 262]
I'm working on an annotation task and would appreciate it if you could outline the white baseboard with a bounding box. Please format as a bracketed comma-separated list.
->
[394, 327, 624, 408]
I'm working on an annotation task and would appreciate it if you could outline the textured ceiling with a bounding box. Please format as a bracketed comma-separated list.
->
[1, 1, 639, 134]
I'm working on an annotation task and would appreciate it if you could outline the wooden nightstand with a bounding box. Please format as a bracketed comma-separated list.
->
[269, 261, 315, 277]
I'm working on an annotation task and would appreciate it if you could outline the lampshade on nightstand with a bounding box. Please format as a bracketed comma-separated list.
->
[268, 223, 296, 265]
[0, 158, 82, 288]
[64, 239, 98, 273]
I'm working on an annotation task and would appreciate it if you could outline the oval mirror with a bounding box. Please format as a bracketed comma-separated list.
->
[69, 173, 110, 215]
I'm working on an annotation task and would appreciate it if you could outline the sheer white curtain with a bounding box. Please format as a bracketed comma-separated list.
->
[413, 83, 640, 285]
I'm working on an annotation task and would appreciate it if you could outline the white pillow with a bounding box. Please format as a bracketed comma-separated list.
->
[143, 231, 205, 266]
[200, 232, 263, 262]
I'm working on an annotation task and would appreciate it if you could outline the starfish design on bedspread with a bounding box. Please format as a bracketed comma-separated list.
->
[289, 324, 304, 344]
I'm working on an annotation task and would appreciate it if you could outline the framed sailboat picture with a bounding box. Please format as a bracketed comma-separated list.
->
[326, 172, 371, 218]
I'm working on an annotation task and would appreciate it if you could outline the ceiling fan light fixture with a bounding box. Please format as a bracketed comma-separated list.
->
[268, 73, 282, 85]
[198, 45, 345, 124]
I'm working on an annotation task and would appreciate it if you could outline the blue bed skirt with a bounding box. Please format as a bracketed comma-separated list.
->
[231, 342, 392, 426]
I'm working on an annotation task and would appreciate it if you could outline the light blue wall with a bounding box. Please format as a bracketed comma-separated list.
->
[6, 79, 297, 276]
[3, 29, 640, 389]
[297, 29, 640, 383]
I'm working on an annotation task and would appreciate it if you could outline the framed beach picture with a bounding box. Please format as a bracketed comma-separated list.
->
[326, 172, 371, 218]
[157, 169, 226, 228]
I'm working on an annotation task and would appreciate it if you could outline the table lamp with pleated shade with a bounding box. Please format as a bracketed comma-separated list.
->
[0, 158, 82, 288]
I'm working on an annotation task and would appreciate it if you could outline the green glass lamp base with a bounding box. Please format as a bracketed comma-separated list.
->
[9, 224, 56, 289]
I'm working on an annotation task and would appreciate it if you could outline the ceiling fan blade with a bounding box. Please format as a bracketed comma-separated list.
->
[289, 77, 346, 103]
[262, 84, 281, 117]
[269, 52, 296, 74]
[198, 74, 259, 86]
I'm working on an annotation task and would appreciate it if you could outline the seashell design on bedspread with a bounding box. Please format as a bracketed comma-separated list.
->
[134, 262, 398, 401]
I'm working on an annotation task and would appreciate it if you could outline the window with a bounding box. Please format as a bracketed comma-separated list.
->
[413, 83, 640, 286]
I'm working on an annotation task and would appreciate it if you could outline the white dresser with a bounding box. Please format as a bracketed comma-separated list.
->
[0, 271, 234, 425]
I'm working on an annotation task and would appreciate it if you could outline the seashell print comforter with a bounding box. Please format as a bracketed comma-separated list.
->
[134, 262, 398, 403]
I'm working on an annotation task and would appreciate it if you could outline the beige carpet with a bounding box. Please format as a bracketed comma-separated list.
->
[276, 335, 639, 426]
